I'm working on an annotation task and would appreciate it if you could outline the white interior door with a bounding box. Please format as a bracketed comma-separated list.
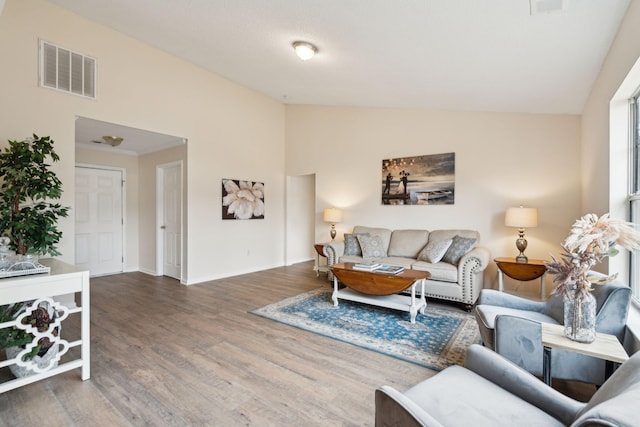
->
[75, 166, 124, 276]
[159, 162, 182, 280]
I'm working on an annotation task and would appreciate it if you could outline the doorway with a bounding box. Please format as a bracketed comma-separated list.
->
[157, 161, 183, 280]
[285, 174, 316, 265]
[74, 165, 124, 276]
[74, 116, 187, 279]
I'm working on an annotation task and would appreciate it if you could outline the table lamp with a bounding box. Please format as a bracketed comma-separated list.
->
[323, 208, 343, 241]
[505, 206, 538, 263]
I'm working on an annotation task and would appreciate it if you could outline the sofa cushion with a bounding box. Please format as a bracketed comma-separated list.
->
[357, 234, 388, 258]
[379, 257, 416, 269]
[417, 239, 452, 263]
[344, 233, 369, 256]
[387, 230, 429, 258]
[340, 255, 369, 264]
[442, 235, 477, 265]
[411, 261, 458, 282]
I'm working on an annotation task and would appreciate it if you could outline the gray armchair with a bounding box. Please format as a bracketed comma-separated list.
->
[474, 276, 631, 385]
[375, 344, 640, 427]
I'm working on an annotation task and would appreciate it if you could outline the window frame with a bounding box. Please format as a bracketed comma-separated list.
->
[629, 92, 640, 302]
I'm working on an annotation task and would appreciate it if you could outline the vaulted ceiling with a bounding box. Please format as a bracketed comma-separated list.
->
[49, 0, 630, 115]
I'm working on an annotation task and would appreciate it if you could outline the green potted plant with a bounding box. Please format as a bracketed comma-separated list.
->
[0, 134, 68, 376]
[0, 134, 69, 258]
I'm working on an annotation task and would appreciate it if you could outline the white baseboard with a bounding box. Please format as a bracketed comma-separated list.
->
[286, 257, 313, 266]
[139, 267, 161, 276]
[185, 262, 282, 285]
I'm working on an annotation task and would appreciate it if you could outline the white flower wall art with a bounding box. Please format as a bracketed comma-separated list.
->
[222, 179, 265, 220]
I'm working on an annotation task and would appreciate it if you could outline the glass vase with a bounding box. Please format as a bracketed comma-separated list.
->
[563, 292, 596, 343]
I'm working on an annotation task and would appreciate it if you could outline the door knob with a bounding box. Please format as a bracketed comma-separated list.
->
[160, 225, 166, 229]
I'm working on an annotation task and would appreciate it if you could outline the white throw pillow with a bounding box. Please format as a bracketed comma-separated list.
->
[356, 234, 387, 258]
[417, 239, 453, 263]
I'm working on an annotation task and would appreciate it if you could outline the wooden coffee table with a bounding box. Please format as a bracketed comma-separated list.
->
[330, 262, 431, 324]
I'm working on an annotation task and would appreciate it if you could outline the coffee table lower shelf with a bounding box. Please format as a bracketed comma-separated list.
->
[332, 287, 426, 324]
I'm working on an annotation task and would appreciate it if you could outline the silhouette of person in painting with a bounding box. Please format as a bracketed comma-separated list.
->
[402, 172, 409, 194]
[384, 173, 392, 194]
[396, 171, 405, 194]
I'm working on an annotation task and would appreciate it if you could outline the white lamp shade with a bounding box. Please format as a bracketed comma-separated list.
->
[323, 208, 343, 223]
[505, 207, 538, 228]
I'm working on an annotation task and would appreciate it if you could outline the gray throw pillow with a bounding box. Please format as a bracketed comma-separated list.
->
[417, 239, 453, 263]
[356, 234, 387, 258]
[441, 235, 476, 265]
[344, 233, 369, 256]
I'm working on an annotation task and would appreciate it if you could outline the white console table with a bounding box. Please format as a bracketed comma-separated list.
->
[0, 259, 90, 393]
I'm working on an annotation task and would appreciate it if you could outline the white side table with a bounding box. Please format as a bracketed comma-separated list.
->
[0, 259, 90, 393]
[541, 323, 628, 386]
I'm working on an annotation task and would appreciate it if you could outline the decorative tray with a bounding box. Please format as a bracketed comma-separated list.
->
[0, 262, 51, 279]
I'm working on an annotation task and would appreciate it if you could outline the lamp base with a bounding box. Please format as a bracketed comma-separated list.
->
[330, 224, 337, 241]
[515, 231, 528, 263]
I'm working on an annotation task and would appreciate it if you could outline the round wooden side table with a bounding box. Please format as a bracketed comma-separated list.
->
[494, 257, 547, 299]
[314, 243, 328, 277]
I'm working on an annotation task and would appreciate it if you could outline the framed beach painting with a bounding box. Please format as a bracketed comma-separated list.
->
[381, 153, 455, 205]
[222, 178, 265, 219]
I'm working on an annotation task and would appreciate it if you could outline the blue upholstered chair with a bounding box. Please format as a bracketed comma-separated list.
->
[375, 344, 640, 427]
[474, 274, 631, 386]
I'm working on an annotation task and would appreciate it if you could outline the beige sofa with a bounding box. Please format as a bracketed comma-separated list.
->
[323, 226, 490, 308]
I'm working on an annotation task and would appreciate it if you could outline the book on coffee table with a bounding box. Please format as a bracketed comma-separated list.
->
[375, 264, 405, 275]
[353, 262, 382, 271]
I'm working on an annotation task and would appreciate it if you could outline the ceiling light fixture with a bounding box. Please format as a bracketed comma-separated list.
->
[92, 135, 123, 147]
[292, 41, 317, 61]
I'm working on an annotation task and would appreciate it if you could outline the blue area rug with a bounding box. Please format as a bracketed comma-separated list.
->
[251, 288, 480, 371]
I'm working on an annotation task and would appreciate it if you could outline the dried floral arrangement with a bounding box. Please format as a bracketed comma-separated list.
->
[546, 213, 640, 301]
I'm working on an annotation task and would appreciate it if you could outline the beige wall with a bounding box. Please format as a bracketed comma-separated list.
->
[580, 0, 640, 350]
[286, 106, 581, 291]
[0, 0, 286, 283]
[582, 0, 640, 216]
[75, 148, 141, 272]
[581, 0, 640, 277]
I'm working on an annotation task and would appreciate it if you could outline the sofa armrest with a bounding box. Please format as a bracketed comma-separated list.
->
[464, 344, 584, 425]
[456, 246, 491, 305]
[459, 246, 490, 272]
[477, 289, 546, 312]
[375, 386, 444, 427]
[323, 240, 344, 267]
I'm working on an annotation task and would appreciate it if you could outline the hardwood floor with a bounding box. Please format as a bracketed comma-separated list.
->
[0, 262, 434, 426]
[0, 261, 595, 426]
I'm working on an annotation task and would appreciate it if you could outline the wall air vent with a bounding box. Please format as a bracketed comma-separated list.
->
[39, 40, 96, 99]
[530, 0, 568, 15]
